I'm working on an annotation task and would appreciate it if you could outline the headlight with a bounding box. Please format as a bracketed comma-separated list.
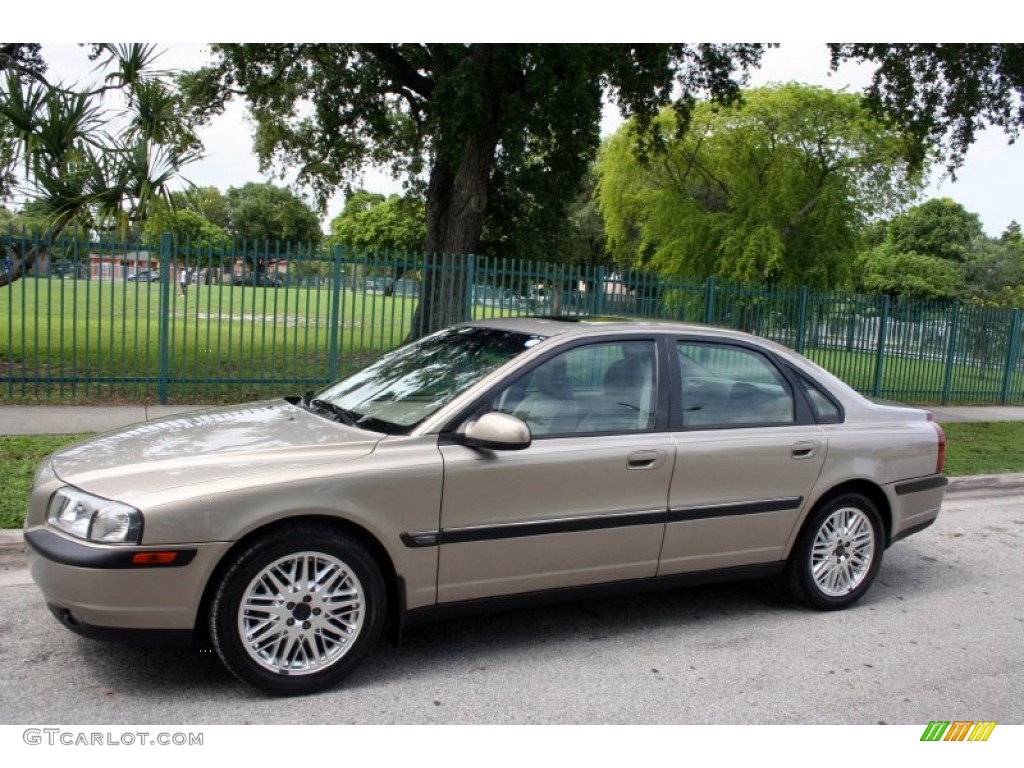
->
[47, 487, 143, 544]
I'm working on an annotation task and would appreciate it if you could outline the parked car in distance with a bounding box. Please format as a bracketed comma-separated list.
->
[232, 273, 285, 288]
[126, 269, 160, 282]
[25, 317, 948, 695]
[48, 261, 78, 278]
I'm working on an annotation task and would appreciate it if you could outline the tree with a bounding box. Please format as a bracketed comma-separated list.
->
[597, 84, 923, 287]
[0, 44, 46, 199]
[181, 43, 768, 335]
[559, 168, 613, 269]
[2, 199, 89, 236]
[219, 182, 322, 278]
[142, 206, 229, 252]
[326, 189, 425, 253]
[878, 210, 1024, 308]
[170, 184, 230, 230]
[0, 44, 201, 287]
[0, 44, 46, 77]
[829, 44, 1024, 172]
[1001, 220, 1022, 243]
[476, 146, 599, 265]
[0, 203, 17, 229]
[324, 189, 427, 295]
[885, 197, 984, 263]
[854, 247, 964, 301]
[224, 182, 322, 248]
[853, 199, 988, 302]
[963, 223, 1024, 307]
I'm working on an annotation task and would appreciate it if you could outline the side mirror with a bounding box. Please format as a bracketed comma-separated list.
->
[457, 412, 532, 451]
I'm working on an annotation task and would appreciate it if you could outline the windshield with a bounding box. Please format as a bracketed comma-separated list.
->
[312, 326, 542, 434]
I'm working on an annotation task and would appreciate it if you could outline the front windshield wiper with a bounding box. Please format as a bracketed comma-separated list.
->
[309, 398, 361, 427]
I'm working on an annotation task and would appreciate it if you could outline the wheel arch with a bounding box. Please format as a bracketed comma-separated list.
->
[782, 479, 890, 610]
[802, 479, 893, 548]
[193, 513, 402, 646]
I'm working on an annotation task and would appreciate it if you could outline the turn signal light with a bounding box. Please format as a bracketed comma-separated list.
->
[132, 552, 179, 566]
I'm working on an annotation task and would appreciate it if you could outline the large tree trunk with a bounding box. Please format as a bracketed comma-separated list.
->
[0, 215, 76, 288]
[0, 243, 39, 287]
[408, 51, 501, 339]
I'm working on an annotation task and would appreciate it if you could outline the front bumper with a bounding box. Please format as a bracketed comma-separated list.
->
[25, 527, 231, 633]
[47, 604, 194, 646]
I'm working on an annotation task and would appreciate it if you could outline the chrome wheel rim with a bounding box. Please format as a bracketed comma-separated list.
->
[810, 506, 876, 597]
[239, 552, 365, 676]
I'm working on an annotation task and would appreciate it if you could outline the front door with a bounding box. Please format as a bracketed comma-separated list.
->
[437, 338, 674, 603]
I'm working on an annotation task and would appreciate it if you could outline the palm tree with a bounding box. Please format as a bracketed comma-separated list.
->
[0, 44, 202, 286]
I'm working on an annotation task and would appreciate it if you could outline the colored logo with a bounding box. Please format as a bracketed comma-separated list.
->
[920, 721, 997, 742]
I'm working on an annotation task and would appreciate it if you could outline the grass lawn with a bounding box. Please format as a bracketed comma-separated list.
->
[0, 433, 93, 529]
[3, 421, 1022, 529]
[2, 277, 528, 404]
[1, 278, 419, 403]
[940, 422, 1024, 476]
[806, 348, 1024, 405]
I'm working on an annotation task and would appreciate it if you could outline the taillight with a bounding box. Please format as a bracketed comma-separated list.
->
[927, 412, 946, 474]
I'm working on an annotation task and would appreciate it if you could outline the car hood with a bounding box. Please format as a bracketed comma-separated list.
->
[50, 400, 384, 501]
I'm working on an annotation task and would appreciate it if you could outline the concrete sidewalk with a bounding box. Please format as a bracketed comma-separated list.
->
[927, 405, 1024, 423]
[0, 404, 206, 435]
[3, 403, 1024, 435]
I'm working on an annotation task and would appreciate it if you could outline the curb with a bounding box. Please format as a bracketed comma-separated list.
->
[3, 472, 1022, 564]
[0, 529, 23, 553]
[0, 529, 26, 568]
[943, 473, 1024, 496]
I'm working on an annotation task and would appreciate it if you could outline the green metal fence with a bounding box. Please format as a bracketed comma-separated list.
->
[2, 231, 1023, 405]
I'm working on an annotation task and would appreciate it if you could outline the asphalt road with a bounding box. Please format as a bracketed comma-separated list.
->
[1, 485, 1021, 725]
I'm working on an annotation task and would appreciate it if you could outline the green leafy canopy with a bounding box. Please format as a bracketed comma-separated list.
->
[597, 83, 924, 287]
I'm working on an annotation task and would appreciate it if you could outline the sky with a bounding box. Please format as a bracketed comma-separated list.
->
[13, 7, 1024, 238]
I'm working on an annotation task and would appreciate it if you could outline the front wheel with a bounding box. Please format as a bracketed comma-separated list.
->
[209, 525, 386, 695]
[784, 493, 884, 611]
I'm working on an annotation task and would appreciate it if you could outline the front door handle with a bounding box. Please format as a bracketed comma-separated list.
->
[628, 449, 667, 470]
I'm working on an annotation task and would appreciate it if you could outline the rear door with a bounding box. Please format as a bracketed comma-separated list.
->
[660, 339, 828, 575]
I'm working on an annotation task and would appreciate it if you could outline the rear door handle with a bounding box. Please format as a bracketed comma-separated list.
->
[628, 449, 667, 470]
[791, 441, 821, 460]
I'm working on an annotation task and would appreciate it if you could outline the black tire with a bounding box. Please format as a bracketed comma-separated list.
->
[784, 492, 884, 611]
[209, 524, 386, 696]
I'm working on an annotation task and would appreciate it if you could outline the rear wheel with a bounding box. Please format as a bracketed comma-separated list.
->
[209, 525, 386, 695]
[784, 493, 883, 610]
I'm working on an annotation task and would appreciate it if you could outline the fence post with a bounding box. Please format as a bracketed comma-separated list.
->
[594, 266, 606, 315]
[871, 295, 889, 398]
[795, 285, 809, 354]
[703, 276, 717, 325]
[463, 253, 477, 322]
[846, 300, 857, 352]
[1000, 308, 1022, 405]
[553, 263, 564, 317]
[157, 233, 172, 404]
[940, 302, 962, 405]
[326, 245, 344, 382]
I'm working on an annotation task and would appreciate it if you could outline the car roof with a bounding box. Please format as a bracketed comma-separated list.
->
[464, 315, 764, 343]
